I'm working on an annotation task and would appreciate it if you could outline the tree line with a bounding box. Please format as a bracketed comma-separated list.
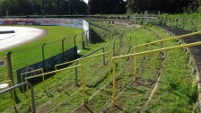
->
[126, 0, 201, 14]
[0, 0, 87, 16]
[0, 0, 200, 16]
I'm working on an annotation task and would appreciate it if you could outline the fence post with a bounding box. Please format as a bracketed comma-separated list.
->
[113, 36, 120, 56]
[6, 52, 20, 104]
[7, 52, 14, 85]
[74, 47, 106, 86]
[62, 38, 66, 62]
[42, 43, 46, 69]
[74, 34, 77, 46]
[120, 30, 124, 47]
[86, 30, 89, 46]
[82, 32, 85, 49]
[102, 48, 105, 65]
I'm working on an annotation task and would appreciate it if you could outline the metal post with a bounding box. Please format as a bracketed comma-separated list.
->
[6, 52, 14, 85]
[102, 48, 105, 65]
[74, 47, 106, 86]
[6, 52, 20, 104]
[86, 30, 89, 46]
[81, 66, 86, 105]
[62, 38, 66, 62]
[74, 34, 77, 47]
[42, 43, 46, 61]
[112, 58, 116, 104]
[82, 32, 85, 49]
[75, 62, 79, 86]
[119, 30, 124, 47]
[113, 36, 120, 56]
[42, 43, 46, 70]
[0, 82, 36, 113]
[134, 47, 137, 80]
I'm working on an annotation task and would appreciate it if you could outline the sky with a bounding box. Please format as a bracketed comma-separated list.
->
[83, 0, 126, 4]
[83, 0, 88, 4]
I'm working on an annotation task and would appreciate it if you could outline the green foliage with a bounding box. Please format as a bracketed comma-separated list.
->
[0, 0, 87, 16]
[161, 13, 201, 32]
[88, 0, 126, 14]
[126, 0, 192, 14]
[0, 22, 198, 112]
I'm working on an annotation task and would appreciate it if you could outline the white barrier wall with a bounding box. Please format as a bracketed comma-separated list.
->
[0, 18, 84, 29]
[83, 20, 90, 41]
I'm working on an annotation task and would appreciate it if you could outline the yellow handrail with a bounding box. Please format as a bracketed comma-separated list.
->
[0, 56, 16, 107]
[111, 40, 201, 104]
[55, 52, 111, 82]
[25, 64, 86, 106]
[55, 52, 109, 68]
[135, 31, 201, 49]
[20, 68, 44, 92]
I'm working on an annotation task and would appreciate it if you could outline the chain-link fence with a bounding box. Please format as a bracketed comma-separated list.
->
[0, 32, 87, 85]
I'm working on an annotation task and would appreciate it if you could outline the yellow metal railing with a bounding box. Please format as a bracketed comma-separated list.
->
[0, 57, 9, 82]
[0, 56, 16, 107]
[135, 31, 201, 50]
[111, 40, 201, 104]
[20, 68, 44, 92]
[133, 31, 201, 88]
[55, 52, 111, 82]
[22, 52, 111, 108]
[25, 64, 86, 106]
[0, 80, 15, 107]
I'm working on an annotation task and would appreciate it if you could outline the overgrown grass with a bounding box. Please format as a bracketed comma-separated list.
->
[160, 13, 201, 32]
[0, 22, 197, 112]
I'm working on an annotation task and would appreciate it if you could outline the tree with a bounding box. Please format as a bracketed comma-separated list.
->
[16, 0, 33, 15]
[0, 0, 87, 16]
[126, 0, 192, 14]
[88, 0, 126, 14]
[185, 0, 201, 13]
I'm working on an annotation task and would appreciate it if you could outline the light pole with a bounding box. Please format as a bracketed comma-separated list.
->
[69, 3, 70, 15]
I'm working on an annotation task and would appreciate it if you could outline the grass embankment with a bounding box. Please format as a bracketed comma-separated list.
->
[1, 22, 197, 112]
[160, 13, 201, 32]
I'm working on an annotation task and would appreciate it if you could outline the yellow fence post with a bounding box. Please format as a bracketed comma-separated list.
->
[20, 68, 44, 92]
[106, 53, 112, 83]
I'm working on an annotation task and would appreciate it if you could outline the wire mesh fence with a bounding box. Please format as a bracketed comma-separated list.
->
[0, 32, 87, 85]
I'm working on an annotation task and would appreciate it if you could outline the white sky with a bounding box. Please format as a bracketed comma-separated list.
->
[83, 0, 88, 4]
[83, 0, 126, 4]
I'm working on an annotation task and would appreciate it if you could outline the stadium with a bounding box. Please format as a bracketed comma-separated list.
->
[1, 0, 201, 113]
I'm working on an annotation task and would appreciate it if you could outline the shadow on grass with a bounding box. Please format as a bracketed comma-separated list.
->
[86, 72, 108, 88]
[103, 104, 129, 113]
[84, 105, 94, 113]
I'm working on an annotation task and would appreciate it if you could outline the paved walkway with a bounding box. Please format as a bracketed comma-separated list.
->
[159, 25, 201, 105]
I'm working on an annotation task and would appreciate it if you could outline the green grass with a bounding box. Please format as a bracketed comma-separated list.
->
[0, 22, 198, 112]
